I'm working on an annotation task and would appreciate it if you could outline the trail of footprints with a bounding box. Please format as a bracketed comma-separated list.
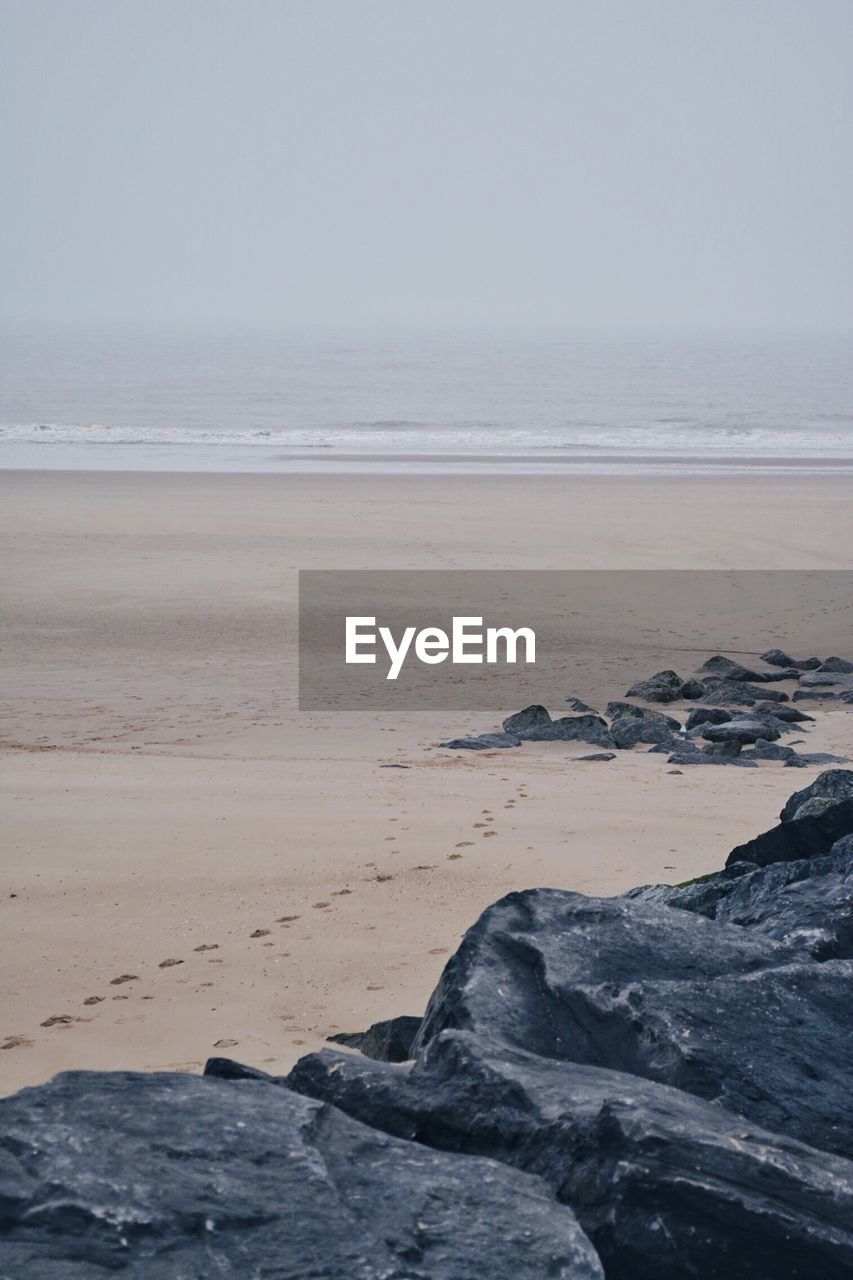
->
[2, 783, 529, 1056]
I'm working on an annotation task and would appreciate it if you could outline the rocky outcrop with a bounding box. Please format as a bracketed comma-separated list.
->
[328, 1014, 421, 1062]
[780, 769, 853, 821]
[0, 1070, 601, 1280]
[724, 769, 853, 867]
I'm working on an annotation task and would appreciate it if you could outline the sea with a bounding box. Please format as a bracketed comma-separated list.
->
[1, 326, 851, 474]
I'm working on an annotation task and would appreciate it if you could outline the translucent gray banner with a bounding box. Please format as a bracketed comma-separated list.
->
[298, 570, 852, 711]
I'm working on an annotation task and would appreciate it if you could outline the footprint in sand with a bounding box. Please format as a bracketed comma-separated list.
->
[374, 873, 394, 883]
[1, 1035, 33, 1050]
[110, 974, 139, 985]
[250, 929, 271, 937]
[158, 958, 184, 968]
[83, 996, 104, 1006]
[313, 902, 331, 909]
[194, 944, 219, 952]
[455, 841, 474, 848]
[429, 948, 448, 955]
[41, 1015, 89, 1028]
[482, 830, 498, 838]
[447, 853, 463, 860]
[472, 822, 487, 828]
[276, 915, 301, 924]
[332, 889, 352, 896]
[213, 1038, 239, 1049]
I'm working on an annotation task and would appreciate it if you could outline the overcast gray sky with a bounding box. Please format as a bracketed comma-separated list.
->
[1, 0, 851, 331]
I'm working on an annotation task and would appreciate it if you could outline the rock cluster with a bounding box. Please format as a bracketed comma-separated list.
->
[4, 772, 852, 1277]
[440, 649, 849, 768]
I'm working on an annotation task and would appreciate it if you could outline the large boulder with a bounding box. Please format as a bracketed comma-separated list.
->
[799, 671, 853, 688]
[611, 718, 682, 750]
[697, 680, 788, 706]
[819, 657, 853, 674]
[701, 718, 781, 745]
[605, 701, 681, 729]
[624, 670, 686, 703]
[780, 769, 853, 822]
[725, 798, 853, 868]
[754, 702, 814, 722]
[627, 842, 853, 960]
[500, 706, 615, 748]
[407, 889, 852, 1158]
[761, 648, 821, 669]
[0, 1069, 602, 1280]
[502, 704, 551, 734]
[289, 1034, 853, 1280]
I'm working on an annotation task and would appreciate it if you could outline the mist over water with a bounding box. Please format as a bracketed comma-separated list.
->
[1, 328, 852, 469]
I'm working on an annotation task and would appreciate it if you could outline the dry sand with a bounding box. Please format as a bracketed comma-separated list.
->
[1, 469, 851, 1092]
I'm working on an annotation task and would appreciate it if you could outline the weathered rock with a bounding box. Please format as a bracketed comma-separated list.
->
[780, 769, 853, 821]
[624, 670, 685, 703]
[698, 656, 798, 684]
[741, 738, 797, 761]
[799, 671, 853, 688]
[605, 701, 681, 729]
[761, 650, 822, 670]
[575, 751, 616, 762]
[841, 689, 853, 704]
[819, 657, 853, 674]
[726, 798, 853, 868]
[517, 715, 615, 748]
[0, 1069, 603, 1280]
[678, 677, 706, 700]
[328, 1015, 421, 1062]
[566, 697, 599, 714]
[611, 718, 682, 749]
[408, 888, 852, 1157]
[754, 702, 814, 722]
[685, 706, 732, 730]
[628, 844, 853, 961]
[701, 719, 781, 745]
[793, 689, 838, 702]
[289, 1033, 853, 1280]
[440, 732, 521, 750]
[502, 704, 551, 734]
[698, 680, 788, 706]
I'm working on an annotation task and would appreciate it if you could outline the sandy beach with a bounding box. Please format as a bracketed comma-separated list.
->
[1, 467, 851, 1094]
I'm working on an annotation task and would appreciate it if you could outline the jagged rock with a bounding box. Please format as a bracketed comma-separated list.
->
[819, 657, 853, 674]
[517, 715, 615, 748]
[566, 697, 599, 714]
[407, 888, 852, 1157]
[611, 718, 682, 749]
[0, 1070, 601, 1280]
[697, 656, 798, 684]
[742, 739, 797, 761]
[799, 671, 853, 688]
[701, 719, 781, 745]
[667, 751, 757, 767]
[685, 706, 731, 730]
[624, 670, 685, 703]
[698, 680, 788, 706]
[441, 732, 521, 750]
[627, 843, 853, 961]
[503, 704, 551, 734]
[726, 798, 853, 868]
[605, 701, 681, 729]
[755, 702, 814, 722]
[761, 650, 822, 670]
[328, 1015, 421, 1062]
[288, 1033, 853, 1280]
[793, 689, 838, 702]
[780, 769, 853, 821]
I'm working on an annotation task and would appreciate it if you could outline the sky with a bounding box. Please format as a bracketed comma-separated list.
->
[1, 0, 851, 332]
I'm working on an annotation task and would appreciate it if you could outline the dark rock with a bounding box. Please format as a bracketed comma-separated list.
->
[793, 689, 838, 702]
[628, 844, 853, 962]
[327, 1015, 421, 1063]
[700, 654, 759, 678]
[667, 751, 757, 767]
[667, 768, 683, 773]
[566, 697, 599, 714]
[741, 739, 797, 761]
[203, 1056, 275, 1081]
[678, 677, 706, 700]
[440, 732, 521, 750]
[755, 702, 814, 722]
[726, 798, 853, 868]
[575, 751, 616, 762]
[502, 704, 551, 734]
[790, 752, 850, 766]
[842, 689, 853, 704]
[407, 888, 852, 1158]
[701, 719, 781, 745]
[685, 706, 732, 730]
[799, 671, 853, 688]
[784, 755, 809, 767]
[517, 715, 615, 748]
[698, 680, 788, 706]
[624, 670, 685, 703]
[611, 718, 682, 749]
[605, 701, 681, 729]
[0, 1069, 601, 1280]
[780, 769, 853, 821]
[289, 1034, 853, 1280]
[819, 656, 853, 674]
[702, 740, 743, 757]
[761, 648, 797, 666]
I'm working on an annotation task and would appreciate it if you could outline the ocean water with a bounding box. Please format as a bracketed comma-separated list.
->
[1, 328, 851, 473]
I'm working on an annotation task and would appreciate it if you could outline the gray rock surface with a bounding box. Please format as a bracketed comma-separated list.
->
[328, 1015, 421, 1062]
[780, 769, 853, 821]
